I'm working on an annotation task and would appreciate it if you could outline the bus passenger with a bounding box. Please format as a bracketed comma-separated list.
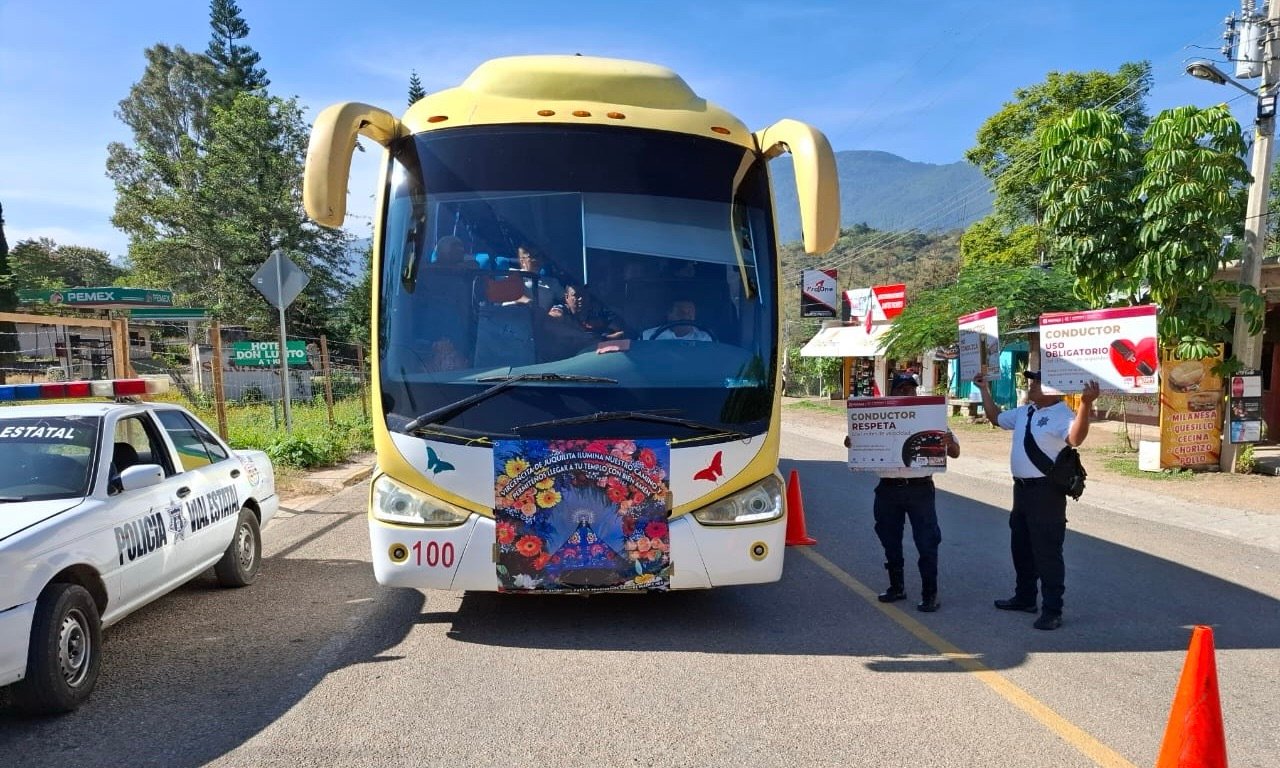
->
[432, 235, 477, 268]
[641, 299, 712, 341]
[547, 284, 625, 340]
[507, 245, 563, 309]
[424, 338, 468, 372]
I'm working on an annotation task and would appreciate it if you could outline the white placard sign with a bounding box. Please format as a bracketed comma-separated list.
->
[847, 396, 949, 473]
[957, 307, 1000, 383]
[1039, 305, 1159, 394]
[801, 269, 838, 318]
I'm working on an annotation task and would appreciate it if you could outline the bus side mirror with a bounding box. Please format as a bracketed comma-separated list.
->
[754, 119, 840, 255]
[304, 102, 404, 228]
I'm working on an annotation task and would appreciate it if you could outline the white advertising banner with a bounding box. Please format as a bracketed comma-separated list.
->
[1040, 305, 1159, 394]
[846, 396, 948, 473]
[957, 307, 1000, 384]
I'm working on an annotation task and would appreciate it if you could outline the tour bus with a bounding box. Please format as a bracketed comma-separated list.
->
[303, 55, 838, 593]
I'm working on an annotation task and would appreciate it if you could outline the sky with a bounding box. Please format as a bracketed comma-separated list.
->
[0, 0, 1263, 261]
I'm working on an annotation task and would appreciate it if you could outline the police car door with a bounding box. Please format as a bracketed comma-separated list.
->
[105, 413, 190, 606]
[153, 410, 242, 570]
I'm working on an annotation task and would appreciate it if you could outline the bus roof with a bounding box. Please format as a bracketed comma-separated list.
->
[402, 55, 755, 150]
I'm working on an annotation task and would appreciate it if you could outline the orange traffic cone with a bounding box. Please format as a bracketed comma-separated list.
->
[784, 469, 817, 546]
[1155, 625, 1228, 768]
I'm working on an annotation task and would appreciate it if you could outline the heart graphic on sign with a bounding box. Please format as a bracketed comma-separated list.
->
[1108, 337, 1157, 377]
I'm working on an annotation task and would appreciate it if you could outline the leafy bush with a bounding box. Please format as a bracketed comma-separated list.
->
[267, 434, 327, 469]
[1234, 444, 1257, 475]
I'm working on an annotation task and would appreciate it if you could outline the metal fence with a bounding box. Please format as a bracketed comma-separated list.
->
[0, 312, 369, 438]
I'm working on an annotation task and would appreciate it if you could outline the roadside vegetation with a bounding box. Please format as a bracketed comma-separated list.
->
[152, 392, 373, 469]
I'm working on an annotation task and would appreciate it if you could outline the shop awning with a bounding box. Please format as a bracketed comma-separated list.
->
[799, 324, 890, 358]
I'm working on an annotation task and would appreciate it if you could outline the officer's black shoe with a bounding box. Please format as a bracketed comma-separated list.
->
[994, 597, 1039, 613]
[916, 594, 940, 612]
[877, 585, 907, 603]
[1033, 611, 1063, 631]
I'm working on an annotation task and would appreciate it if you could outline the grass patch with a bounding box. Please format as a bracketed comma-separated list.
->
[1100, 453, 1195, 480]
[786, 399, 846, 414]
[947, 417, 996, 432]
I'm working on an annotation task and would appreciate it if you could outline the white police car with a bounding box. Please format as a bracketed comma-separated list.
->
[0, 379, 278, 713]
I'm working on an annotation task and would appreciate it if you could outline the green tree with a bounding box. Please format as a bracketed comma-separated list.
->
[336, 243, 373, 346]
[9, 238, 126, 291]
[967, 61, 1151, 226]
[0, 202, 16, 383]
[107, 44, 218, 251]
[880, 262, 1085, 360]
[1039, 108, 1142, 305]
[187, 93, 350, 335]
[206, 0, 268, 104]
[1041, 104, 1263, 360]
[1268, 156, 1280, 260]
[408, 71, 426, 106]
[958, 215, 1040, 268]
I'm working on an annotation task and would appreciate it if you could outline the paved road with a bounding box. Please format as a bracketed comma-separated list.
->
[3, 426, 1277, 767]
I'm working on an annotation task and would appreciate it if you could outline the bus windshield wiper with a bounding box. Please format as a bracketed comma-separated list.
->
[515, 410, 748, 440]
[0, 495, 27, 503]
[404, 373, 618, 433]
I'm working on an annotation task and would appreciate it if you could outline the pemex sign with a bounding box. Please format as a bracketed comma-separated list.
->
[18, 287, 174, 308]
[229, 340, 308, 368]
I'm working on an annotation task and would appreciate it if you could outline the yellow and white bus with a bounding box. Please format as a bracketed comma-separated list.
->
[304, 55, 838, 592]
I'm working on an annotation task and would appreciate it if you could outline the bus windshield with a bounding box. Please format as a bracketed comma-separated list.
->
[378, 125, 779, 440]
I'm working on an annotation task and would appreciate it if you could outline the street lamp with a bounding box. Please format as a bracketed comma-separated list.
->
[1185, 60, 1260, 96]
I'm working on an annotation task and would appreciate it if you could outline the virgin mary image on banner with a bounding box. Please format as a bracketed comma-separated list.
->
[493, 439, 672, 592]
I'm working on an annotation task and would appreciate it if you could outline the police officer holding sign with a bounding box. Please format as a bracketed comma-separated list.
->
[973, 370, 1099, 630]
[847, 373, 960, 612]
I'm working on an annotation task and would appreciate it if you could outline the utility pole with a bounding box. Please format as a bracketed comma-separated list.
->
[1224, 0, 1279, 472]
[1237, 0, 1277, 370]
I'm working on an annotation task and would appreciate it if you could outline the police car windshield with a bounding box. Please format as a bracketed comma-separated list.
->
[0, 416, 101, 502]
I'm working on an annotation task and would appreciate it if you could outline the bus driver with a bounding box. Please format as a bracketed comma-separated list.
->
[642, 299, 712, 342]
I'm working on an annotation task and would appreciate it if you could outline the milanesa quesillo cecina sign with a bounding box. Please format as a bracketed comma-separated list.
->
[1158, 345, 1223, 469]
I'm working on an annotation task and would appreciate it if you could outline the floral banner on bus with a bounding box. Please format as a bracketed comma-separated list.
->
[493, 439, 672, 592]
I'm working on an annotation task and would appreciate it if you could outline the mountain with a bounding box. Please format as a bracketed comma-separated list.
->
[769, 150, 992, 243]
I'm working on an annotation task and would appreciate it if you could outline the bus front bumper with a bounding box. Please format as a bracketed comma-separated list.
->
[369, 512, 785, 591]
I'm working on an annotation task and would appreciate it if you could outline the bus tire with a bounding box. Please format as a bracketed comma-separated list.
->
[10, 582, 103, 714]
[214, 508, 261, 588]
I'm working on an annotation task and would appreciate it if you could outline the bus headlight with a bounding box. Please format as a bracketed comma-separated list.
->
[690, 475, 784, 526]
[372, 475, 471, 527]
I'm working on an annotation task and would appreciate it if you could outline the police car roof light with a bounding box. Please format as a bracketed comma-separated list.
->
[0, 377, 169, 402]
[113, 379, 148, 397]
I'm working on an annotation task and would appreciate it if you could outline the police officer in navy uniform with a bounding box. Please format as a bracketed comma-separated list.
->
[847, 373, 961, 612]
[973, 370, 1099, 630]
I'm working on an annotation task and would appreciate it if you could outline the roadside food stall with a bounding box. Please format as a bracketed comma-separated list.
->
[799, 319, 890, 399]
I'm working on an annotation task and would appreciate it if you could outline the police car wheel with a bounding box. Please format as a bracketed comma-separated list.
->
[11, 582, 102, 714]
[214, 508, 261, 588]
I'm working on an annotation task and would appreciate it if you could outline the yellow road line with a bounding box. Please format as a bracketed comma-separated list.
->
[798, 548, 1138, 768]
